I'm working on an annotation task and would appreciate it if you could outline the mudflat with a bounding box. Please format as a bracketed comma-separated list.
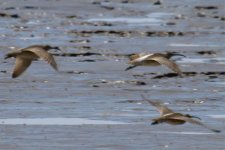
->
[0, 0, 224, 149]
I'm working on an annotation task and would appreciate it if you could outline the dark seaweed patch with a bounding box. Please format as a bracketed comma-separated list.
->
[116, 100, 144, 103]
[58, 70, 90, 75]
[0, 12, 20, 18]
[94, 22, 113, 26]
[121, 0, 130, 4]
[151, 71, 225, 79]
[68, 30, 197, 37]
[92, 84, 100, 87]
[91, 1, 101, 5]
[0, 70, 7, 73]
[81, 21, 113, 26]
[153, 0, 162, 5]
[128, 81, 146, 86]
[66, 15, 78, 19]
[152, 73, 179, 79]
[92, 80, 146, 87]
[22, 6, 39, 9]
[196, 50, 216, 55]
[4, 7, 16, 10]
[79, 46, 91, 50]
[208, 75, 218, 79]
[195, 6, 218, 10]
[100, 5, 115, 10]
[201, 71, 225, 75]
[78, 59, 96, 62]
[166, 22, 176, 25]
[54, 52, 101, 57]
[69, 39, 90, 43]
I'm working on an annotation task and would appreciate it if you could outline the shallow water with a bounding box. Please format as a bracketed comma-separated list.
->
[0, 0, 225, 149]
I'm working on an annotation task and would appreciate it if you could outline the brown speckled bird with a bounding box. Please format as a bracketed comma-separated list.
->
[5, 45, 60, 78]
[125, 52, 184, 76]
[141, 95, 220, 133]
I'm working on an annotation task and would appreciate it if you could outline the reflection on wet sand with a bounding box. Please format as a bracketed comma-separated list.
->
[151, 131, 215, 135]
[0, 118, 128, 125]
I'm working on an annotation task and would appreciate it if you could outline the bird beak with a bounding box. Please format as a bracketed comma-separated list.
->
[52, 46, 62, 52]
[211, 129, 221, 133]
[191, 115, 201, 120]
[125, 65, 136, 71]
[4, 55, 10, 60]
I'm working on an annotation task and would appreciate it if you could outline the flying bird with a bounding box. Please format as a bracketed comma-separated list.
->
[125, 52, 184, 76]
[5, 45, 60, 78]
[141, 95, 220, 133]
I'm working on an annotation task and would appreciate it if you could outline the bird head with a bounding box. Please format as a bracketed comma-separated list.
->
[151, 119, 160, 125]
[43, 45, 61, 51]
[185, 114, 201, 120]
[127, 53, 140, 61]
[4, 53, 14, 59]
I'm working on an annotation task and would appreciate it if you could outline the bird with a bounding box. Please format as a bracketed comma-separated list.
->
[141, 95, 221, 133]
[125, 52, 185, 76]
[5, 45, 60, 78]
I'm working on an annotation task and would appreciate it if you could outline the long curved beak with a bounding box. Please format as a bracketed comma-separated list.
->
[125, 65, 137, 71]
[4, 55, 10, 60]
[52, 46, 62, 52]
[191, 115, 201, 120]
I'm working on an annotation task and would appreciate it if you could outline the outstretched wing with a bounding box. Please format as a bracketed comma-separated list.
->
[22, 48, 58, 71]
[172, 115, 220, 133]
[132, 54, 153, 62]
[12, 57, 32, 78]
[147, 54, 182, 76]
[141, 95, 174, 116]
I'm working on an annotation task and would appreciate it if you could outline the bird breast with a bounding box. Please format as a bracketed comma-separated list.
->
[129, 60, 160, 66]
[164, 118, 186, 125]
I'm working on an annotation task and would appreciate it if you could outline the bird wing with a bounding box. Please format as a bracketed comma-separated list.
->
[12, 57, 32, 78]
[172, 115, 220, 133]
[22, 48, 58, 71]
[133, 54, 154, 62]
[147, 54, 182, 75]
[141, 95, 174, 116]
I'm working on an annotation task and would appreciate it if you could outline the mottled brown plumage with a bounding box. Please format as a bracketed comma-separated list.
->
[126, 52, 184, 76]
[5, 45, 60, 78]
[141, 95, 220, 133]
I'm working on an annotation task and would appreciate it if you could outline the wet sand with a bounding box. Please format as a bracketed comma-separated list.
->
[0, 0, 225, 149]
